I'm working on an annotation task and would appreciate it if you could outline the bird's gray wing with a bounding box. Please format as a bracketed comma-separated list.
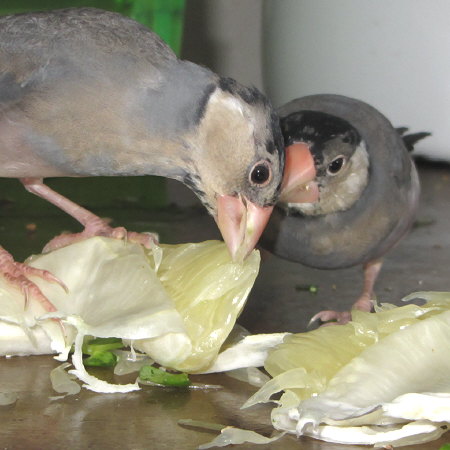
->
[0, 8, 186, 178]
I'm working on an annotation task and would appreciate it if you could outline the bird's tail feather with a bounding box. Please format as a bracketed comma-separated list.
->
[396, 127, 431, 152]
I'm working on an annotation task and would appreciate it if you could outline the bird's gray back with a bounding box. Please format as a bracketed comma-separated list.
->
[0, 8, 217, 178]
[0, 8, 175, 67]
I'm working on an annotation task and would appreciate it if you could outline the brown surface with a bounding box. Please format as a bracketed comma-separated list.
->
[1, 161, 450, 449]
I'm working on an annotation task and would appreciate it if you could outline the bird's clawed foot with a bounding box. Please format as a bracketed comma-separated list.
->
[0, 246, 67, 312]
[309, 310, 353, 327]
[42, 217, 158, 253]
[309, 295, 374, 327]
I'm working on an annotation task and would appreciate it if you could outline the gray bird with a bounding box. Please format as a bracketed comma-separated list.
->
[261, 94, 427, 324]
[0, 8, 293, 308]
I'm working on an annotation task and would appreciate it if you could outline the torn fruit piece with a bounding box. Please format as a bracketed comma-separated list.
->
[0, 237, 260, 392]
[244, 294, 450, 447]
[50, 363, 81, 396]
[198, 427, 284, 449]
[132, 241, 260, 372]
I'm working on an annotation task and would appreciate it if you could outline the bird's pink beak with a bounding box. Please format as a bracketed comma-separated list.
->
[215, 195, 273, 262]
[280, 143, 319, 203]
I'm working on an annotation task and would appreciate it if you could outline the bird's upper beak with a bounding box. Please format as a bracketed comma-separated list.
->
[280, 142, 319, 203]
[215, 195, 273, 262]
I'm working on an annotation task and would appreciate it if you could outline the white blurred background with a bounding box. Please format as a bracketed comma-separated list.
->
[182, 0, 450, 162]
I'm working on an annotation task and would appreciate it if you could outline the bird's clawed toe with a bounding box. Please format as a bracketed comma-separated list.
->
[308, 310, 353, 327]
[0, 247, 64, 312]
[42, 223, 159, 253]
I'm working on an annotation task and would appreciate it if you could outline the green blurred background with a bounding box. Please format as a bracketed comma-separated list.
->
[0, 0, 185, 214]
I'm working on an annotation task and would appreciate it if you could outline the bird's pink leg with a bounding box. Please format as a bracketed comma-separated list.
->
[20, 178, 158, 252]
[0, 245, 66, 312]
[309, 260, 383, 326]
[353, 259, 383, 312]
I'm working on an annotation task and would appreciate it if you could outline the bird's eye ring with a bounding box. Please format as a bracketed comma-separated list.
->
[249, 161, 272, 187]
[327, 156, 346, 175]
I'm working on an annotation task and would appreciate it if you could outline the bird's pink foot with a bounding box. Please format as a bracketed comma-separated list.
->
[0, 247, 67, 312]
[309, 296, 374, 327]
[42, 217, 158, 253]
[351, 295, 374, 314]
[309, 310, 352, 326]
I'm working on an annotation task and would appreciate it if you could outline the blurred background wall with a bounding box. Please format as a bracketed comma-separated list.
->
[182, 0, 263, 92]
[262, 0, 450, 163]
[182, 0, 450, 164]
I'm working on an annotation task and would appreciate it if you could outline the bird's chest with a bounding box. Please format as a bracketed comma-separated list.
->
[297, 211, 392, 269]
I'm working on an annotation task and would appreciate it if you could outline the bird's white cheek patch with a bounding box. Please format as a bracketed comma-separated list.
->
[321, 143, 370, 214]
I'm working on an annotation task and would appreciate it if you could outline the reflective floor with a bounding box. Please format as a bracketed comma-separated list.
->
[1, 160, 449, 449]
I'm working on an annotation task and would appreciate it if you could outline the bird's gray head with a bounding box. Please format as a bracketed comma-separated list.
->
[280, 110, 370, 216]
[184, 77, 285, 260]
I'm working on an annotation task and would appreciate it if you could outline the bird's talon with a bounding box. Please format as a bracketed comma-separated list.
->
[18, 277, 57, 313]
[26, 266, 68, 294]
[307, 315, 320, 329]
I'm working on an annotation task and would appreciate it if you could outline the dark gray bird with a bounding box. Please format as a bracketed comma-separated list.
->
[261, 94, 427, 324]
[0, 8, 294, 309]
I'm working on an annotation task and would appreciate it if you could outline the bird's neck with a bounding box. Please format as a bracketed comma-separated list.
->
[103, 135, 191, 181]
[103, 59, 216, 180]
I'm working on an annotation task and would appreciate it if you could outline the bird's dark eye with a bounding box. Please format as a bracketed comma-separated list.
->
[250, 161, 272, 186]
[327, 156, 346, 175]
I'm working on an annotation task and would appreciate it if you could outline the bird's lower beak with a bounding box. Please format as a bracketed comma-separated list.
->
[215, 195, 273, 262]
[280, 142, 319, 203]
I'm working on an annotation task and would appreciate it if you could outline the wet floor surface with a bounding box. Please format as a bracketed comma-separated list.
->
[1, 160, 449, 449]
